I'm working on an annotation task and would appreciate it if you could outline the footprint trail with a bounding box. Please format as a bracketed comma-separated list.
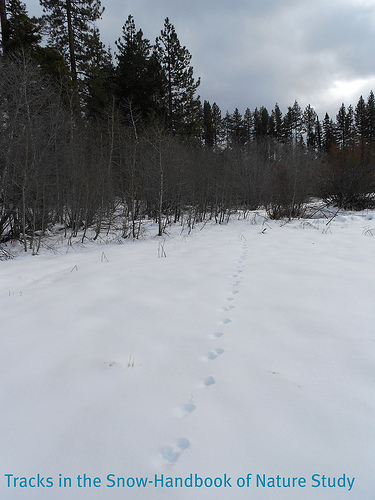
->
[158, 232, 248, 467]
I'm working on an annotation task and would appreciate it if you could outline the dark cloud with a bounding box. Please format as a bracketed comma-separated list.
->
[27, 0, 375, 118]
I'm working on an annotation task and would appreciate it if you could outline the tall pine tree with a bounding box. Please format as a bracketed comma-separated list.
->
[211, 102, 223, 149]
[336, 103, 354, 148]
[366, 90, 375, 144]
[39, 0, 104, 85]
[0, 0, 10, 52]
[253, 106, 269, 139]
[303, 104, 317, 150]
[322, 113, 336, 152]
[1, 0, 41, 54]
[155, 17, 200, 136]
[115, 15, 164, 121]
[202, 100, 214, 148]
[286, 100, 303, 144]
[271, 103, 283, 142]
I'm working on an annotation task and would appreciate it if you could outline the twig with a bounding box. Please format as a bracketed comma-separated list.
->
[157, 240, 167, 258]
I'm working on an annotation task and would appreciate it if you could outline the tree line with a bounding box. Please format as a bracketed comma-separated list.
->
[1, 1, 374, 251]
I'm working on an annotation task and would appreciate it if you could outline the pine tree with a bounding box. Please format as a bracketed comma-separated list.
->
[366, 90, 375, 144]
[243, 107, 253, 143]
[286, 100, 303, 144]
[39, 0, 104, 86]
[230, 108, 246, 145]
[83, 29, 114, 118]
[271, 103, 283, 142]
[315, 115, 322, 151]
[211, 102, 223, 148]
[336, 104, 346, 147]
[322, 113, 336, 153]
[347, 104, 355, 140]
[253, 106, 269, 139]
[303, 104, 317, 150]
[354, 95, 367, 155]
[1, 0, 41, 54]
[115, 15, 164, 121]
[0, 0, 67, 86]
[283, 109, 292, 142]
[203, 100, 214, 148]
[336, 103, 354, 148]
[155, 17, 200, 136]
[268, 114, 276, 140]
[222, 111, 233, 146]
[0, 0, 10, 52]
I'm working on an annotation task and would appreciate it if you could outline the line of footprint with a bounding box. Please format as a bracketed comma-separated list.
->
[159, 236, 248, 466]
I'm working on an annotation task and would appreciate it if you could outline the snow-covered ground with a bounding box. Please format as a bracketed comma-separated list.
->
[1, 209, 374, 499]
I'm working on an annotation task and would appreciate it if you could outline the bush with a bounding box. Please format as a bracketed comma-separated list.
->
[319, 143, 375, 210]
[264, 145, 316, 219]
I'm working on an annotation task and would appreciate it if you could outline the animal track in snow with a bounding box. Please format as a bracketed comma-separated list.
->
[222, 305, 235, 312]
[221, 318, 231, 324]
[178, 402, 196, 417]
[203, 376, 216, 387]
[183, 402, 196, 413]
[231, 290, 239, 295]
[204, 348, 224, 361]
[212, 332, 223, 338]
[161, 437, 191, 464]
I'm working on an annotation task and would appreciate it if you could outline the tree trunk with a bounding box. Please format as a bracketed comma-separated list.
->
[0, 0, 9, 54]
[158, 148, 164, 236]
[66, 0, 77, 84]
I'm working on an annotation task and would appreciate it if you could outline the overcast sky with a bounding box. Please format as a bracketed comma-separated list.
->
[27, 0, 375, 119]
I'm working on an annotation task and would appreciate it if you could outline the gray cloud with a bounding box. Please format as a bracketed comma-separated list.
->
[27, 0, 375, 118]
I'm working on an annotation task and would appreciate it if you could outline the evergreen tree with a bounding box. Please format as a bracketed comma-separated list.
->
[1, 0, 41, 54]
[268, 112, 275, 139]
[253, 106, 269, 139]
[336, 103, 354, 148]
[303, 104, 317, 149]
[155, 17, 200, 136]
[347, 104, 355, 141]
[0, 0, 10, 52]
[211, 101, 223, 148]
[39, 0, 104, 86]
[322, 112, 336, 153]
[0, 0, 68, 86]
[203, 100, 214, 148]
[222, 110, 233, 146]
[271, 103, 283, 142]
[286, 100, 303, 144]
[283, 109, 292, 142]
[83, 30, 114, 118]
[230, 108, 246, 145]
[355, 95, 367, 151]
[366, 90, 375, 144]
[243, 107, 253, 143]
[115, 15, 164, 121]
[315, 115, 322, 151]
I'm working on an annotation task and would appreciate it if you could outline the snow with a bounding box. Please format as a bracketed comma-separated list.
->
[1, 209, 375, 499]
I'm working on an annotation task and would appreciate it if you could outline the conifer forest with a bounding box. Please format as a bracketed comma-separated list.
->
[1, 0, 375, 251]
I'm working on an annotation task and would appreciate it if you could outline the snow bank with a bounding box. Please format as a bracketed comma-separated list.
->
[1, 210, 374, 499]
